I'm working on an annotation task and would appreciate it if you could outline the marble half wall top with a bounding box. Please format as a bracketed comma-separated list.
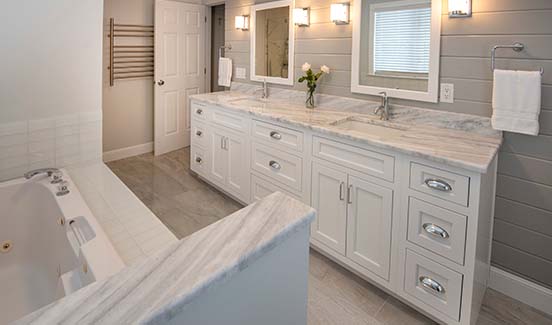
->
[15, 192, 315, 325]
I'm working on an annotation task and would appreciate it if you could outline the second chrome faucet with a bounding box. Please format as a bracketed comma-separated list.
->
[374, 91, 390, 121]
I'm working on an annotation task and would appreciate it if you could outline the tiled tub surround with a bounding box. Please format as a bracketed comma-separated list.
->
[66, 163, 177, 265]
[0, 111, 103, 182]
[15, 192, 315, 324]
[189, 86, 502, 324]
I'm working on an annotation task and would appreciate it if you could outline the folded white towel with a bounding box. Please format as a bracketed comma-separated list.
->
[491, 69, 541, 136]
[218, 57, 232, 87]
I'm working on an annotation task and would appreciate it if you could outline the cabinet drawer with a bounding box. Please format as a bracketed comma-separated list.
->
[191, 121, 208, 148]
[409, 162, 470, 207]
[252, 120, 304, 153]
[190, 146, 208, 177]
[407, 198, 467, 265]
[191, 101, 208, 121]
[250, 174, 301, 202]
[211, 108, 248, 133]
[251, 142, 302, 192]
[404, 249, 463, 321]
[312, 136, 394, 182]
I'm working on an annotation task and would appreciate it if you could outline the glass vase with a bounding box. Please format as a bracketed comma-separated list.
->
[306, 90, 315, 109]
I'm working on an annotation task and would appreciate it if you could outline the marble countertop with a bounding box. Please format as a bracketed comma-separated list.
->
[190, 90, 502, 173]
[15, 192, 315, 325]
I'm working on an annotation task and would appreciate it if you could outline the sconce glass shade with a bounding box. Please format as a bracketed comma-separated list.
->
[293, 8, 310, 26]
[330, 3, 349, 25]
[235, 15, 249, 30]
[448, 0, 471, 17]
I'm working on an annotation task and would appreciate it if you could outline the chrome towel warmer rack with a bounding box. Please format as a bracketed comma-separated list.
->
[491, 43, 544, 75]
[108, 18, 154, 86]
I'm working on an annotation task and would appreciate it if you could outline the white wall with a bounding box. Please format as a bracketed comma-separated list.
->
[102, 0, 155, 153]
[0, 0, 104, 181]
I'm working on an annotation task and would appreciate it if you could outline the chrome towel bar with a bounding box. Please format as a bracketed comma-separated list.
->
[491, 43, 544, 76]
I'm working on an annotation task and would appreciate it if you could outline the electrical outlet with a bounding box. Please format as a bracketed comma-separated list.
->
[235, 67, 246, 79]
[440, 83, 454, 103]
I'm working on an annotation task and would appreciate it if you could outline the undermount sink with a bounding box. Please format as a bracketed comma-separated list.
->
[229, 97, 299, 111]
[330, 117, 408, 137]
[230, 98, 268, 105]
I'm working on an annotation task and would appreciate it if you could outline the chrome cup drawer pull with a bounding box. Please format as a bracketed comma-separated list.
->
[423, 223, 449, 239]
[424, 179, 452, 192]
[195, 156, 202, 164]
[270, 131, 282, 140]
[419, 276, 445, 294]
[196, 108, 203, 115]
[196, 130, 203, 137]
[269, 160, 281, 170]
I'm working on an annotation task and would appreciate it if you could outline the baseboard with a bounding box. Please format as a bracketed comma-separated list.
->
[103, 142, 153, 162]
[489, 266, 552, 316]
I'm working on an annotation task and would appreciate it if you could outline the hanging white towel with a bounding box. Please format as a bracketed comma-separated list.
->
[218, 57, 233, 87]
[491, 69, 541, 136]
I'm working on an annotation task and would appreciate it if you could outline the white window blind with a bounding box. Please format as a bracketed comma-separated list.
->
[373, 5, 430, 75]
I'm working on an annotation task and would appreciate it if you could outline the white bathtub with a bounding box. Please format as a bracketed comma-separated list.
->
[0, 170, 125, 324]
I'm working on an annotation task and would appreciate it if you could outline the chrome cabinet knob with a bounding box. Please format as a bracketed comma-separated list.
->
[270, 131, 282, 140]
[424, 179, 452, 192]
[157, 80, 165, 86]
[269, 160, 281, 170]
[419, 276, 445, 294]
[195, 156, 202, 164]
[423, 223, 449, 239]
[196, 130, 203, 137]
[196, 108, 203, 115]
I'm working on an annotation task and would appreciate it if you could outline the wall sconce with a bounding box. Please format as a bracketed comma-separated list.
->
[448, 0, 471, 18]
[235, 15, 249, 30]
[293, 8, 310, 27]
[330, 3, 349, 25]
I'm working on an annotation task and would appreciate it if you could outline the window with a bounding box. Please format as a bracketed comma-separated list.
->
[369, 0, 431, 77]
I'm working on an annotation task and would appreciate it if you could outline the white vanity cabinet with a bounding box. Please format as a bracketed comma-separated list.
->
[190, 101, 250, 203]
[311, 161, 394, 280]
[189, 99, 497, 325]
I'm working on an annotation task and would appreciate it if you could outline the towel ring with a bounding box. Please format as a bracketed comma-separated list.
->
[491, 43, 544, 75]
[219, 44, 232, 60]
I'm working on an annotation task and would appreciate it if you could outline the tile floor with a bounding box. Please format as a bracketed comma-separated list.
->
[107, 148, 552, 325]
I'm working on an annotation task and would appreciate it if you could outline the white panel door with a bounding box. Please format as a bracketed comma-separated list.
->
[311, 162, 348, 255]
[346, 175, 393, 280]
[155, 1, 206, 156]
[208, 130, 227, 186]
[226, 132, 249, 201]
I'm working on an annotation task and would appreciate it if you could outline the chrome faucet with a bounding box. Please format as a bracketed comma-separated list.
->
[256, 80, 268, 99]
[24, 168, 63, 183]
[374, 91, 390, 121]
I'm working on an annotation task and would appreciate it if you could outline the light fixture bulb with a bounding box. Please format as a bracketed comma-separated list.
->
[330, 3, 349, 25]
[235, 15, 249, 30]
[293, 8, 310, 27]
[448, 0, 471, 18]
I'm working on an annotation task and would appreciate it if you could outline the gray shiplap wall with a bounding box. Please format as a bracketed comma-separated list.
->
[224, 0, 552, 288]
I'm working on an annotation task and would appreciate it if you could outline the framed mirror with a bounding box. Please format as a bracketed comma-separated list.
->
[250, 0, 294, 85]
[351, 0, 441, 102]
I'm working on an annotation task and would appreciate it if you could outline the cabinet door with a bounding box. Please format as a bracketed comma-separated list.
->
[226, 131, 249, 201]
[346, 175, 393, 280]
[208, 130, 227, 186]
[311, 162, 348, 255]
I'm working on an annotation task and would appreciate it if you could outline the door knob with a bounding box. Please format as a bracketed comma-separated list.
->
[157, 80, 165, 86]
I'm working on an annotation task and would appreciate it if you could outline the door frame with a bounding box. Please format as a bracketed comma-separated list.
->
[204, 1, 226, 93]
